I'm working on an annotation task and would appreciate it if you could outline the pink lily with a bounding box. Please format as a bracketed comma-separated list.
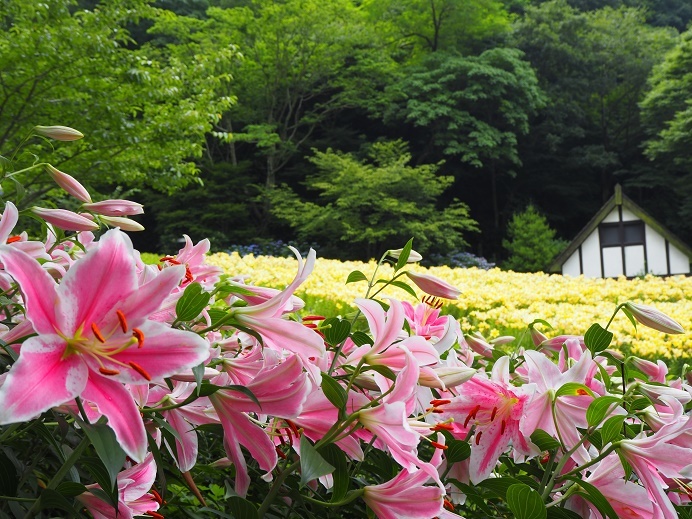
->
[77, 454, 161, 519]
[209, 355, 311, 496]
[618, 417, 692, 519]
[439, 357, 537, 483]
[99, 216, 144, 232]
[0, 229, 209, 461]
[45, 164, 92, 203]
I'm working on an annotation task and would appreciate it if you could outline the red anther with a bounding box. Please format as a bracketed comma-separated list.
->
[286, 420, 301, 438]
[116, 309, 128, 333]
[129, 361, 152, 381]
[302, 315, 326, 321]
[443, 498, 455, 511]
[430, 399, 452, 406]
[464, 405, 481, 428]
[132, 328, 144, 348]
[275, 446, 287, 459]
[6, 235, 21, 243]
[308, 356, 316, 361]
[146, 512, 164, 519]
[490, 406, 498, 422]
[501, 420, 506, 435]
[430, 441, 448, 450]
[432, 423, 454, 432]
[576, 388, 589, 396]
[475, 431, 483, 445]
[278, 434, 286, 445]
[99, 367, 120, 376]
[431, 408, 444, 414]
[91, 322, 106, 343]
[185, 266, 194, 283]
[303, 323, 318, 329]
[150, 489, 163, 505]
[159, 256, 180, 264]
[157, 264, 162, 271]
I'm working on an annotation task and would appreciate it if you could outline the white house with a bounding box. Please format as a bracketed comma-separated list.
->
[548, 185, 692, 278]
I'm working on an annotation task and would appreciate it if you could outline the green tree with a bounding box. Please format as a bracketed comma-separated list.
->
[269, 141, 478, 260]
[386, 48, 545, 236]
[639, 28, 692, 241]
[0, 0, 235, 203]
[502, 204, 566, 272]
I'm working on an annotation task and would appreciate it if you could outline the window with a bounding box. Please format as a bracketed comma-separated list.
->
[599, 221, 645, 247]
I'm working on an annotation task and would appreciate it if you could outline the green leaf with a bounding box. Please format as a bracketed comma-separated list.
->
[38, 488, 79, 516]
[584, 323, 613, 355]
[0, 451, 18, 495]
[388, 279, 419, 299]
[530, 429, 561, 451]
[78, 419, 126, 489]
[567, 478, 619, 519]
[207, 308, 229, 327]
[620, 305, 637, 332]
[299, 436, 335, 488]
[445, 439, 471, 464]
[395, 238, 414, 271]
[628, 396, 653, 413]
[346, 270, 368, 284]
[364, 364, 397, 381]
[323, 317, 351, 347]
[587, 429, 603, 450]
[530, 319, 553, 330]
[80, 457, 117, 508]
[546, 508, 583, 519]
[321, 373, 348, 411]
[350, 331, 373, 346]
[193, 362, 206, 395]
[600, 415, 626, 446]
[586, 396, 621, 428]
[226, 496, 259, 519]
[477, 476, 523, 499]
[321, 444, 349, 502]
[56, 481, 88, 498]
[554, 382, 595, 398]
[506, 483, 547, 519]
[175, 282, 211, 322]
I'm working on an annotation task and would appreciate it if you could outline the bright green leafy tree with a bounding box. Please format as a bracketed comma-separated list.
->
[268, 140, 478, 260]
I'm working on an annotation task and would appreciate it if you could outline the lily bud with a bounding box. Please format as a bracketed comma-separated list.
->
[45, 164, 92, 203]
[465, 333, 493, 358]
[82, 199, 144, 216]
[490, 335, 515, 346]
[31, 207, 99, 232]
[624, 302, 684, 334]
[99, 216, 145, 232]
[530, 327, 548, 347]
[388, 247, 423, 263]
[34, 125, 84, 141]
[405, 271, 461, 299]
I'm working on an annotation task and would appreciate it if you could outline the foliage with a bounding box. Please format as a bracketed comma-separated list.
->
[502, 204, 567, 272]
[0, 0, 235, 200]
[268, 140, 478, 259]
[639, 28, 692, 238]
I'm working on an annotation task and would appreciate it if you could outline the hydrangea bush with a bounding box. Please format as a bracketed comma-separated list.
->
[0, 127, 691, 519]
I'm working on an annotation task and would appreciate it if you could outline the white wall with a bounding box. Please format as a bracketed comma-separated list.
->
[603, 247, 623, 277]
[581, 231, 602, 277]
[625, 245, 645, 277]
[645, 225, 667, 275]
[670, 245, 691, 274]
[562, 250, 581, 277]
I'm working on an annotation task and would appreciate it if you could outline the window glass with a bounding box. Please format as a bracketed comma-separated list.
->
[599, 225, 620, 247]
[623, 222, 645, 244]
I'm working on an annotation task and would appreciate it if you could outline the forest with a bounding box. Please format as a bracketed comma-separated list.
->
[2, 0, 692, 266]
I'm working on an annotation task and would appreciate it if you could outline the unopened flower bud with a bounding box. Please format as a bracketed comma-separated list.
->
[405, 271, 461, 299]
[99, 216, 144, 232]
[490, 335, 515, 346]
[45, 164, 91, 203]
[388, 247, 423, 263]
[465, 333, 493, 358]
[31, 207, 99, 232]
[624, 302, 684, 334]
[82, 199, 143, 216]
[34, 125, 84, 141]
[530, 327, 548, 347]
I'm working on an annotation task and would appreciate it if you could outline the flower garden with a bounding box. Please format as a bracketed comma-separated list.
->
[1, 127, 691, 519]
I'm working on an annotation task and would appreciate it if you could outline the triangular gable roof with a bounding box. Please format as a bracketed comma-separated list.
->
[548, 184, 692, 273]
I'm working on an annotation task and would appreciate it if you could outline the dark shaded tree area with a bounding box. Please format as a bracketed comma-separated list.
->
[4, 0, 692, 263]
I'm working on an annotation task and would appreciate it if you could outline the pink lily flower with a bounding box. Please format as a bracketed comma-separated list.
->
[45, 164, 92, 203]
[209, 355, 311, 496]
[77, 454, 161, 519]
[0, 229, 209, 461]
[401, 300, 448, 339]
[439, 357, 537, 483]
[0, 202, 50, 262]
[618, 417, 692, 519]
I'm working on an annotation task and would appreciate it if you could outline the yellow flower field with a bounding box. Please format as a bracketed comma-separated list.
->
[207, 252, 692, 361]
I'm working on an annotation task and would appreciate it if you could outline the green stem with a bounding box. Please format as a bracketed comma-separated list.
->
[24, 435, 91, 518]
[604, 304, 625, 332]
[0, 496, 35, 502]
[257, 461, 300, 518]
[301, 489, 365, 508]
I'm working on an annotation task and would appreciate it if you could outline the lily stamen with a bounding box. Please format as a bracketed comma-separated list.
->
[99, 366, 120, 376]
[132, 328, 144, 348]
[116, 310, 128, 333]
[129, 361, 152, 381]
[475, 431, 483, 445]
[91, 322, 106, 343]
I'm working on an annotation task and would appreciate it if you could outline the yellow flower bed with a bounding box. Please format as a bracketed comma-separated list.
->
[207, 252, 692, 360]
